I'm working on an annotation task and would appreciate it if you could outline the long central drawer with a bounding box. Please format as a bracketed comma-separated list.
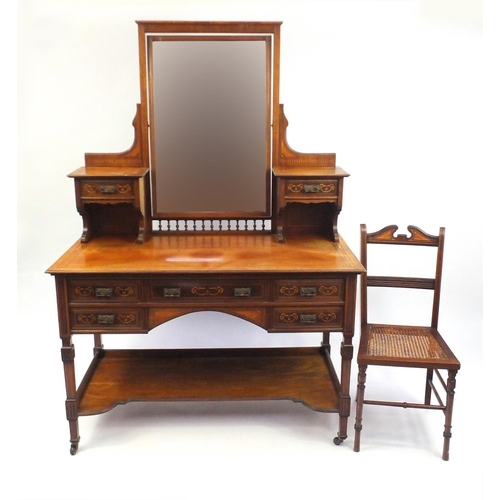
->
[148, 279, 269, 301]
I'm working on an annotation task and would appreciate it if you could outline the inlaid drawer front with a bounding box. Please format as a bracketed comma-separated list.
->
[273, 307, 344, 331]
[150, 281, 267, 301]
[77, 179, 135, 200]
[284, 179, 338, 200]
[71, 308, 143, 330]
[69, 282, 140, 302]
[276, 280, 344, 302]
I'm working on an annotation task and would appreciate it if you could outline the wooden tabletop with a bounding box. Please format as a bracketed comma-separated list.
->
[47, 234, 364, 275]
[272, 166, 349, 178]
[68, 167, 149, 178]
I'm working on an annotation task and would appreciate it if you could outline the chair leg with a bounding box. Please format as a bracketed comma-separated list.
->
[425, 368, 433, 405]
[442, 369, 458, 461]
[353, 364, 367, 452]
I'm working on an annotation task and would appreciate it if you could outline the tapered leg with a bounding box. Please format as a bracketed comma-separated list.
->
[68, 419, 80, 456]
[334, 340, 354, 444]
[61, 341, 80, 455]
[336, 395, 350, 445]
[442, 370, 457, 461]
[353, 364, 367, 452]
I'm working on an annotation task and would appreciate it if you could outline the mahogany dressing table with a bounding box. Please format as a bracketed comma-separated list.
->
[47, 21, 364, 455]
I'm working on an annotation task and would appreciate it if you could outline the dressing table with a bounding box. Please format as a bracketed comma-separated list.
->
[47, 21, 364, 455]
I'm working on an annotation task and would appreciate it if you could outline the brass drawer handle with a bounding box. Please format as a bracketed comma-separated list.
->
[300, 314, 317, 324]
[300, 287, 317, 297]
[95, 287, 113, 298]
[234, 287, 252, 297]
[99, 184, 117, 194]
[97, 314, 115, 324]
[163, 287, 181, 298]
[304, 184, 320, 193]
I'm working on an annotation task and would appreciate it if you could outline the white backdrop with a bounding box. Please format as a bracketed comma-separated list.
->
[15, 1, 487, 500]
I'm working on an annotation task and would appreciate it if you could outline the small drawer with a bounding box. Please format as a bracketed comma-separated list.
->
[149, 281, 267, 301]
[275, 279, 344, 302]
[77, 179, 136, 201]
[70, 308, 144, 331]
[284, 179, 338, 201]
[69, 281, 140, 302]
[272, 306, 344, 331]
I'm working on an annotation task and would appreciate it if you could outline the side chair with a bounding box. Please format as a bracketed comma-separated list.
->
[353, 224, 461, 460]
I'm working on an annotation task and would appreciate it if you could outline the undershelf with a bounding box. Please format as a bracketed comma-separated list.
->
[76, 347, 340, 416]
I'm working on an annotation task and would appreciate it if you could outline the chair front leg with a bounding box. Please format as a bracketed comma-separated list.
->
[442, 369, 458, 461]
[353, 364, 367, 452]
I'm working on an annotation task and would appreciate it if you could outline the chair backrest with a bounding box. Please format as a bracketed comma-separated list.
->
[360, 224, 445, 330]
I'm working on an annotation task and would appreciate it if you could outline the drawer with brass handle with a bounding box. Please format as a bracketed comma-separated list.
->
[284, 179, 338, 201]
[275, 279, 344, 302]
[272, 306, 344, 331]
[69, 281, 140, 302]
[70, 308, 145, 332]
[76, 179, 136, 201]
[149, 281, 267, 301]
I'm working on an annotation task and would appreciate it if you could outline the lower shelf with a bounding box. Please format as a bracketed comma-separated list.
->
[77, 347, 340, 416]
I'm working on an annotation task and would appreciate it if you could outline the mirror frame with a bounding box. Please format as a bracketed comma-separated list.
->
[137, 21, 282, 221]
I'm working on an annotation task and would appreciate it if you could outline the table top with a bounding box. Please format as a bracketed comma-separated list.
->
[47, 233, 364, 275]
[68, 166, 149, 178]
[272, 166, 349, 178]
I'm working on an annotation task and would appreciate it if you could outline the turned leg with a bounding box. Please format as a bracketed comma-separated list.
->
[61, 341, 80, 455]
[442, 370, 458, 461]
[353, 364, 367, 452]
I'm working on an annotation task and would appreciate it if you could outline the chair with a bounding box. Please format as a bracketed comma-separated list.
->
[353, 224, 461, 460]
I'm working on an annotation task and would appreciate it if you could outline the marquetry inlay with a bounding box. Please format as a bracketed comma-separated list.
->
[74, 286, 135, 298]
[287, 183, 336, 194]
[279, 312, 299, 323]
[114, 287, 135, 297]
[279, 285, 338, 297]
[77, 313, 97, 324]
[191, 286, 224, 296]
[318, 312, 337, 322]
[76, 313, 136, 325]
[82, 183, 132, 194]
[75, 286, 94, 297]
[117, 313, 137, 324]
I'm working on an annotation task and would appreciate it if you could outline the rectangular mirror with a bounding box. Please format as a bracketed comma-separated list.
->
[138, 22, 281, 221]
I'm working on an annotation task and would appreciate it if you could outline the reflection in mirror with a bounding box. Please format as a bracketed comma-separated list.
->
[149, 37, 270, 217]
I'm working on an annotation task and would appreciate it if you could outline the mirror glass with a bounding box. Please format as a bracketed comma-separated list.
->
[148, 36, 271, 218]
